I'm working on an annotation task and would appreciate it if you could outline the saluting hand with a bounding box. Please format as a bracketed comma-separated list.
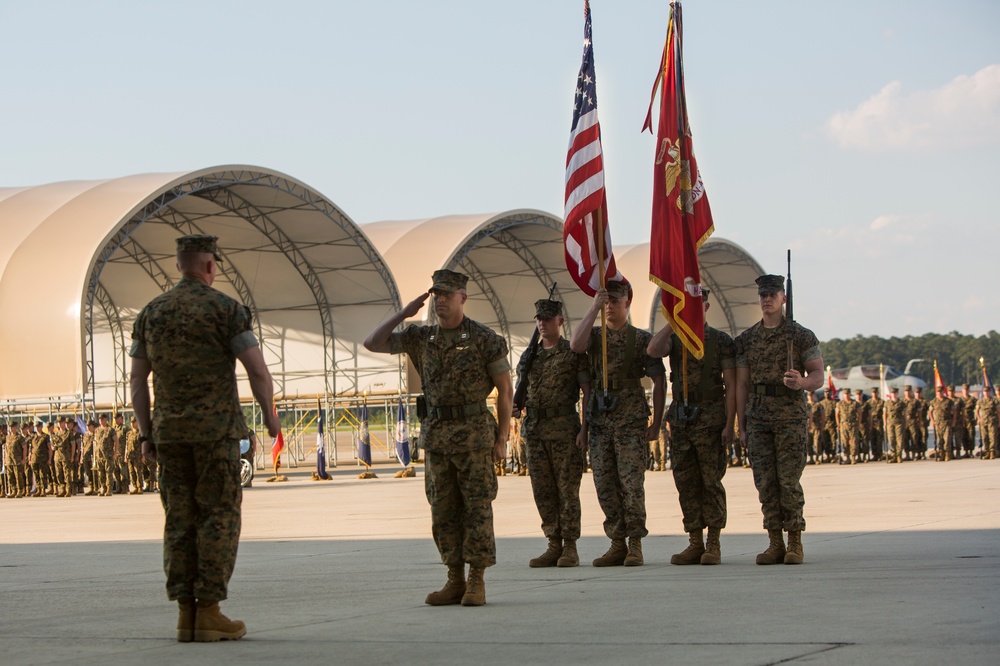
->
[402, 292, 430, 319]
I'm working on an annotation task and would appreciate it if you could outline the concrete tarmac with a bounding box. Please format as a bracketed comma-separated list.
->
[2, 457, 998, 665]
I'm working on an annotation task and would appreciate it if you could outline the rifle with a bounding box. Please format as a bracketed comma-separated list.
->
[512, 282, 558, 415]
[785, 249, 794, 371]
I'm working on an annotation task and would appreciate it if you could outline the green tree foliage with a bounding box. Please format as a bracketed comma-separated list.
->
[822, 331, 1000, 386]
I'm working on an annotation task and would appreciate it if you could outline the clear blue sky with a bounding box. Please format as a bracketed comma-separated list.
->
[2, 0, 998, 340]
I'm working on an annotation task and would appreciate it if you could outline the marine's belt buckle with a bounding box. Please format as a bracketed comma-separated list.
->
[597, 393, 619, 413]
[676, 404, 701, 423]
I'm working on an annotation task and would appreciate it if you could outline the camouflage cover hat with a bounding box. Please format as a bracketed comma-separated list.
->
[755, 274, 785, 294]
[854, 389, 864, 395]
[915, 386, 923, 393]
[890, 387, 899, 393]
[962, 383, 970, 389]
[605, 279, 631, 300]
[429, 269, 468, 293]
[534, 299, 562, 319]
[99, 413, 109, 419]
[176, 234, 222, 261]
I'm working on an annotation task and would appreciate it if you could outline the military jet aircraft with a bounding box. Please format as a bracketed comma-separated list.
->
[827, 359, 928, 397]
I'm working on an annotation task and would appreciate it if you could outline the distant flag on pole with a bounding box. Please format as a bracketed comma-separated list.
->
[315, 400, 330, 480]
[933, 360, 945, 390]
[270, 404, 284, 468]
[827, 366, 837, 399]
[879, 363, 890, 399]
[395, 397, 411, 468]
[76, 415, 88, 434]
[358, 399, 372, 467]
[563, 0, 625, 296]
[981, 357, 994, 391]
[644, 0, 715, 359]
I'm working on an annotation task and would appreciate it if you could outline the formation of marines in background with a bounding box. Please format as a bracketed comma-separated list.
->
[2, 413, 157, 498]
[804, 382, 999, 465]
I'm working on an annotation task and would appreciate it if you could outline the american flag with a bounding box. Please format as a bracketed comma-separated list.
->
[563, 0, 623, 297]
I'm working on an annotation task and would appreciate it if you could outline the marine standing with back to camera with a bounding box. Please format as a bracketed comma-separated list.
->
[130, 234, 280, 643]
[735, 274, 824, 565]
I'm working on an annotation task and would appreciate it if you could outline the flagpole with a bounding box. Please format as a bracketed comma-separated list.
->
[596, 206, 609, 396]
[671, 5, 691, 407]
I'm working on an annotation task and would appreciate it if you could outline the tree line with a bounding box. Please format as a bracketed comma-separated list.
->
[821, 331, 1000, 387]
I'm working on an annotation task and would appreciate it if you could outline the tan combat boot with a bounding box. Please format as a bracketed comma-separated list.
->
[193, 600, 246, 642]
[425, 565, 466, 606]
[623, 537, 643, 567]
[177, 598, 196, 643]
[670, 530, 705, 565]
[557, 539, 579, 567]
[529, 538, 562, 568]
[784, 530, 804, 565]
[592, 539, 627, 567]
[701, 527, 722, 565]
[755, 529, 786, 565]
[461, 567, 486, 606]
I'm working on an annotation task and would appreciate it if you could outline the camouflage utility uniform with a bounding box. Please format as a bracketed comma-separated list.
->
[736, 318, 821, 533]
[52, 427, 75, 496]
[929, 394, 957, 461]
[586, 324, 665, 543]
[518, 337, 588, 546]
[5, 428, 28, 497]
[666, 326, 734, 534]
[81, 428, 95, 494]
[808, 398, 824, 462]
[130, 275, 257, 601]
[652, 420, 670, 471]
[916, 393, 930, 455]
[93, 424, 117, 496]
[977, 395, 999, 459]
[884, 395, 907, 462]
[867, 392, 884, 460]
[29, 428, 52, 496]
[821, 394, 838, 460]
[126, 426, 145, 493]
[904, 394, 923, 459]
[390, 317, 509, 569]
[962, 394, 978, 457]
[836, 396, 861, 462]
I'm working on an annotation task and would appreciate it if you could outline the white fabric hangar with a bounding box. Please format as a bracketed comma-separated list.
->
[615, 238, 767, 337]
[1, 166, 768, 409]
[0, 166, 400, 410]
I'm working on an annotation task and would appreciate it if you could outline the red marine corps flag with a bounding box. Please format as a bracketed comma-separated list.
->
[564, 0, 625, 296]
[644, 2, 715, 358]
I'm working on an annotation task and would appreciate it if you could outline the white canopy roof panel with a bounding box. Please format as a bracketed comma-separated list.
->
[0, 166, 400, 405]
